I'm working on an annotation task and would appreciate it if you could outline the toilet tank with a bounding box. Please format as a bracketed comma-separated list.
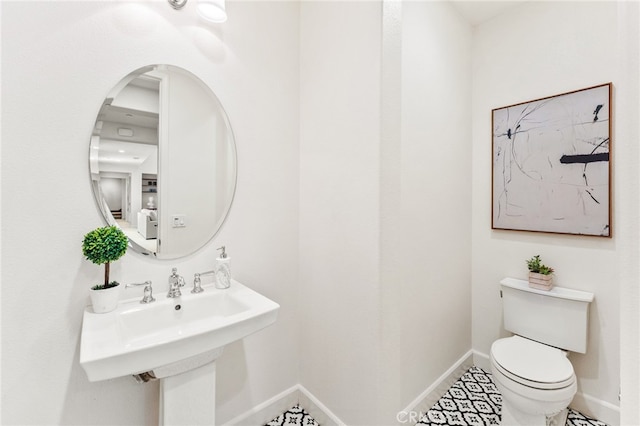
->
[500, 277, 594, 353]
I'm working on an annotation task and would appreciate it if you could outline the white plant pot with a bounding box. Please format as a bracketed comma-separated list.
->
[89, 283, 121, 313]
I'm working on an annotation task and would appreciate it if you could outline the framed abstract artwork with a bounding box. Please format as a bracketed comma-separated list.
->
[492, 83, 612, 237]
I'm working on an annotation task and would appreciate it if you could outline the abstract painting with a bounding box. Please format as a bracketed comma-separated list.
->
[492, 83, 611, 237]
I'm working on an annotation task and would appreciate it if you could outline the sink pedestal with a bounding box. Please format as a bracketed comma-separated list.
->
[160, 361, 217, 426]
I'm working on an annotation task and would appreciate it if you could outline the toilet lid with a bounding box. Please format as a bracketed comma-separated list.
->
[491, 336, 574, 387]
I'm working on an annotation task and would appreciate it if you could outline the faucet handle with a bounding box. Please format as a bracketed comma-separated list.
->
[192, 270, 215, 293]
[192, 274, 205, 294]
[126, 280, 155, 304]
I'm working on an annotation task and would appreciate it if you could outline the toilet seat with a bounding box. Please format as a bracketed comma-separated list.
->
[491, 336, 575, 390]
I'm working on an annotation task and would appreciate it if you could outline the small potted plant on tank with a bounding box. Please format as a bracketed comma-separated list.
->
[526, 255, 554, 291]
[82, 225, 128, 313]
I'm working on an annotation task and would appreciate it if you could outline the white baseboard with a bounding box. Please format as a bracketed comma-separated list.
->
[473, 349, 620, 426]
[401, 350, 474, 421]
[571, 392, 620, 426]
[472, 349, 491, 372]
[226, 350, 473, 426]
[224, 349, 618, 426]
[223, 385, 300, 426]
[222, 384, 345, 426]
[298, 385, 344, 426]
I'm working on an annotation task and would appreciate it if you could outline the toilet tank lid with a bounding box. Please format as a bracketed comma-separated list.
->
[491, 336, 574, 384]
[500, 278, 594, 303]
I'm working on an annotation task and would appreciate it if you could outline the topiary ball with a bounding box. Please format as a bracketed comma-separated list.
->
[82, 225, 128, 265]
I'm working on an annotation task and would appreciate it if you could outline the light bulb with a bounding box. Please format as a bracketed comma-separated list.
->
[197, 0, 227, 23]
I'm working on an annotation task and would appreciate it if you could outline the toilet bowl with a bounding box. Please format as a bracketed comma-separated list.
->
[490, 336, 576, 425]
[493, 278, 594, 426]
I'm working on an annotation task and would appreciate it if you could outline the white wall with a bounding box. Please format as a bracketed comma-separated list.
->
[299, 2, 383, 424]
[397, 0, 472, 410]
[160, 67, 222, 258]
[471, 1, 624, 421]
[617, 2, 640, 423]
[1, 1, 299, 424]
[299, 2, 473, 424]
[100, 177, 124, 211]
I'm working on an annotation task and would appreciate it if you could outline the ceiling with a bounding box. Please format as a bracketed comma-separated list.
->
[450, 0, 528, 26]
[96, 140, 156, 167]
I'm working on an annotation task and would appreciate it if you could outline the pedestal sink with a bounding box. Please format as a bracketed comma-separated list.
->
[80, 280, 280, 425]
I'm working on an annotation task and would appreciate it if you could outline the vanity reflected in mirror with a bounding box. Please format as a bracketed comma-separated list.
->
[89, 65, 237, 259]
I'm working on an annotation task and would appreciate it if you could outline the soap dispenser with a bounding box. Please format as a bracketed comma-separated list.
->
[215, 246, 231, 289]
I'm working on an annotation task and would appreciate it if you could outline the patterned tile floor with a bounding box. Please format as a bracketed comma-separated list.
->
[417, 366, 501, 425]
[416, 366, 608, 426]
[265, 404, 319, 426]
[264, 366, 608, 426]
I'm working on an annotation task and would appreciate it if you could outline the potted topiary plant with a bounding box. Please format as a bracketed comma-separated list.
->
[526, 255, 554, 291]
[82, 225, 128, 313]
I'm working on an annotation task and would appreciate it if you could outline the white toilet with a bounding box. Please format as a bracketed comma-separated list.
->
[490, 278, 594, 426]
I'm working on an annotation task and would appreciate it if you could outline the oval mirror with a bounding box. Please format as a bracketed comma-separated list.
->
[89, 65, 237, 259]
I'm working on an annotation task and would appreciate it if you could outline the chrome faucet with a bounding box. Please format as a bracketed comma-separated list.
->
[167, 268, 185, 298]
[126, 280, 155, 304]
[192, 270, 215, 294]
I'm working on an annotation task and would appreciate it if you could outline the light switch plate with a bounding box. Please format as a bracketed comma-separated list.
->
[171, 214, 186, 228]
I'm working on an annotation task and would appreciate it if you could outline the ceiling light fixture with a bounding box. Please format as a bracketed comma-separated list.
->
[197, 0, 227, 23]
[118, 128, 134, 137]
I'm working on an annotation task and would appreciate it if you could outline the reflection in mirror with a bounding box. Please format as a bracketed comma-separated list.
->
[89, 65, 237, 260]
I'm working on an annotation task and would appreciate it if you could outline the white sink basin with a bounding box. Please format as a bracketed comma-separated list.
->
[80, 280, 279, 382]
